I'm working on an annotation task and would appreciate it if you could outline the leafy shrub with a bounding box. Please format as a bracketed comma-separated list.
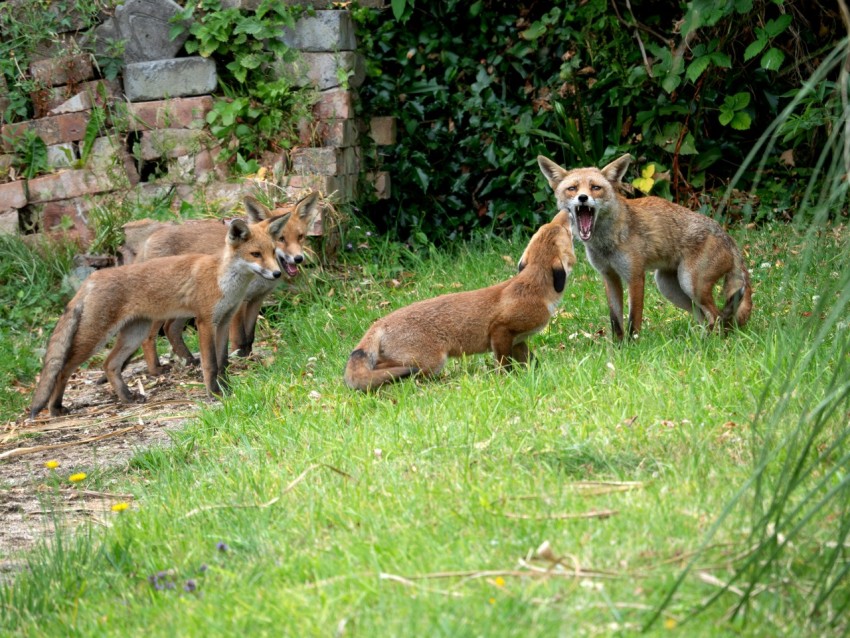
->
[354, 0, 845, 243]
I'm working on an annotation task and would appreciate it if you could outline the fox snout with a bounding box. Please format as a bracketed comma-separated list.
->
[568, 196, 596, 243]
[276, 250, 305, 277]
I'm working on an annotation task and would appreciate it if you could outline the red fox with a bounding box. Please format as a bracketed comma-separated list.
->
[135, 191, 321, 372]
[29, 217, 286, 418]
[343, 212, 576, 391]
[537, 154, 752, 339]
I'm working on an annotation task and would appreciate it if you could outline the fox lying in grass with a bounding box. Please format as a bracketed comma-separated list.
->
[343, 212, 576, 391]
[131, 192, 321, 373]
[538, 153, 752, 339]
[29, 217, 285, 418]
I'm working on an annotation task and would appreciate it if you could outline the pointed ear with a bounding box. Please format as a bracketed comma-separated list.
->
[268, 215, 287, 238]
[227, 218, 251, 245]
[551, 209, 570, 226]
[538, 155, 570, 191]
[296, 191, 321, 225]
[552, 256, 567, 294]
[600, 154, 632, 185]
[243, 196, 271, 223]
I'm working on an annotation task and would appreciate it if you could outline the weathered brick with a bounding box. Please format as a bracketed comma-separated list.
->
[0, 181, 27, 209]
[367, 171, 391, 200]
[124, 96, 215, 131]
[312, 89, 356, 120]
[140, 129, 215, 160]
[369, 116, 397, 146]
[298, 118, 359, 148]
[29, 54, 95, 88]
[281, 10, 357, 52]
[39, 200, 93, 244]
[0, 209, 19, 235]
[27, 168, 127, 204]
[291, 146, 359, 176]
[282, 174, 356, 203]
[1, 111, 91, 149]
[47, 143, 78, 169]
[282, 51, 365, 90]
[31, 79, 119, 118]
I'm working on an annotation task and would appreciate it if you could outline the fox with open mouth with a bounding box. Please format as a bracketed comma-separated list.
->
[538, 153, 752, 340]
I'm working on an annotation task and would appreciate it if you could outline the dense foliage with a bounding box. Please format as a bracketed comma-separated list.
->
[354, 0, 846, 243]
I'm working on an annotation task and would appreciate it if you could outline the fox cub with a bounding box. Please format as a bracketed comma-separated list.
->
[132, 192, 321, 372]
[30, 218, 285, 418]
[538, 153, 752, 339]
[344, 212, 576, 391]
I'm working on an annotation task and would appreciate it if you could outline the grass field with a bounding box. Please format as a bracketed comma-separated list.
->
[0, 218, 847, 636]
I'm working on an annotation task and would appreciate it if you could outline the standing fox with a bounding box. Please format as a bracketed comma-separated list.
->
[29, 217, 286, 418]
[134, 191, 321, 373]
[343, 211, 576, 391]
[537, 154, 752, 339]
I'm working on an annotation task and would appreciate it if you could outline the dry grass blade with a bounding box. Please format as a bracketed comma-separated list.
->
[496, 508, 618, 520]
[0, 425, 144, 460]
[379, 572, 465, 598]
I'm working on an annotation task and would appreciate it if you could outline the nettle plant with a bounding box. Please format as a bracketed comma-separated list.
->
[171, 0, 314, 171]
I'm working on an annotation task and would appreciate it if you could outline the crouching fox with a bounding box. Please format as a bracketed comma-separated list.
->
[343, 211, 576, 391]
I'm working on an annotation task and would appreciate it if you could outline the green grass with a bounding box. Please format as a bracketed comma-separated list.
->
[0, 220, 848, 636]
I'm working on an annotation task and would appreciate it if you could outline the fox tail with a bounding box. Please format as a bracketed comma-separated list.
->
[343, 327, 418, 392]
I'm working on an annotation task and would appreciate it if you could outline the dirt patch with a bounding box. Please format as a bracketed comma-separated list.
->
[0, 356, 216, 567]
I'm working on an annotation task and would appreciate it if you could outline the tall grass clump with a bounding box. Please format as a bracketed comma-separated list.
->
[648, 29, 850, 633]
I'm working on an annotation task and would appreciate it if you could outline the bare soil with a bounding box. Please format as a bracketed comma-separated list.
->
[0, 356, 215, 572]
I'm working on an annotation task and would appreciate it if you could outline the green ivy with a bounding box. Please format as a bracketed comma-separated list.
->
[354, 0, 842, 243]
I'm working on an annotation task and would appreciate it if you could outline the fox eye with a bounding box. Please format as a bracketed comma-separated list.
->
[591, 184, 602, 191]
[566, 186, 577, 192]
[251, 251, 262, 258]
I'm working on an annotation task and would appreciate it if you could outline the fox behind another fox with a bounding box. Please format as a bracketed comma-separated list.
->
[343, 212, 576, 391]
[134, 191, 321, 372]
[29, 218, 285, 418]
[538, 153, 752, 339]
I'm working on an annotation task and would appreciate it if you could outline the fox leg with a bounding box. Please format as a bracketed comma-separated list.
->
[195, 319, 222, 396]
[229, 296, 264, 357]
[602, 271, 626, 340]
[164, 318, 198, 366]
[655, 270, 705, 321]
[511, 341, 530, 365]
[105, 319, 151, 403]
[491, 328, 522, 369]
[625, 272, 647, 339]
[141, 320, 168, 375]
[676, 268, 720, 328]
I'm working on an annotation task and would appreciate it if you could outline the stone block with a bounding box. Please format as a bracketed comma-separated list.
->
[140, 129, 215, 160]
[27, 169, 127, 204]
[29, 54, 95, 88]
[124, 96, 215, 131]
[282, 173, 356, 203]
[369, 116, 397, 146]
[298, 118, 359, 148]
[0, 154, 14, 175]
[291, 146, 359, 176]
[281, 10, 357, 52]
[39, 200, 93, 244]
[368, 171, 391, 199]
[312, 89, 355, 120]
[47, 143, 78, 169]
[114, 0, 190, 64]
[87, 136, 123, 172]
[124, 58, 218, 102]
[282, 51, 365, 90]
[1, 111, 91, 149]
[0, 209, 19, 235]
[0, 181, 27, 209]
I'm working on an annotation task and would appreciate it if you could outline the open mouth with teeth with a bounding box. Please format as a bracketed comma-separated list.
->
[574, 204, 596, 241]
[278, 256, 300, 277]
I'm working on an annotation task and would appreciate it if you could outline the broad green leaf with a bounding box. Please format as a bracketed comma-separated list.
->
[761, 47, 785, 71]
[724, 91, 751, 110]
[709, 52, 732, 68]
[765, 14, 793, 37]
[719, 110, 734, 126]
[520, 21, 547, 40]
[730, 111, 752, 130]
[662, 73, 681, 94]
[686, 56, 712, 83]
[240, 53, 262, 69]
[391, 0, 408, 21]
[413, 166, 430, 192]
[744, 37, 767, 61]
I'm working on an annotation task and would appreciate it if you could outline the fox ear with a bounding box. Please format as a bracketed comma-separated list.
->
[296, 191, 321, 226]
[227, 218, 251, 245]
[600, 154, 633, 185]
[552, 258, 567, 294]
[538, 155, 569, 191]
[243, 197, 271, 223]
[268, 215, 287, 239]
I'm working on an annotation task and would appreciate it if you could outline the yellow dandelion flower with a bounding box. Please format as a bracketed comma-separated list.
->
[111, 502, 130, 512]
[44, 460, 59, 469]
[68, 472, 87, 483]
[488, 597, 496, 605]
[664, 618, 678, 630]
[493, 576, 506, 588]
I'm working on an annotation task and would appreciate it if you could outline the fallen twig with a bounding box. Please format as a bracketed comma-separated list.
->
[0, 425, 144, 460]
